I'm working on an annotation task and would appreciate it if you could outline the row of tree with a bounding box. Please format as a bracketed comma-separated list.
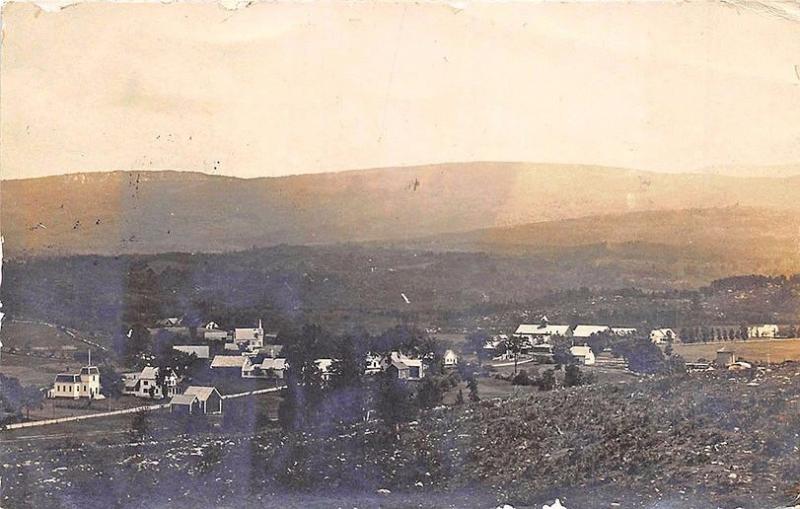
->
[277, 324, 477, 434]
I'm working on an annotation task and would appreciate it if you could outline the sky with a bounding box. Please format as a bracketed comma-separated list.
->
[2, 1, 800, 180]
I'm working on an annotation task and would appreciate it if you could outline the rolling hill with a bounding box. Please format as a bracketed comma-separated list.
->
[3, 162, 800, 257]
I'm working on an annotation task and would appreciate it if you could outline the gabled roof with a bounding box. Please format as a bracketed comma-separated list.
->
[390, 351, 422, 367]
[572, 325, 610, 338]
[183, 386, 220, 402]
[570, 345, 593, 357]
[515, 324, 570, 336]
[170, 394, 198, 406]
[140, 366, 159, 380]
[390, 360, 410, 371]
[234, 328, 261, 341]
[211, 355, 250, 368]
[260, 358, 287, 370]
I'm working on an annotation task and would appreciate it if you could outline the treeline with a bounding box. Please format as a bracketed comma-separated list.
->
[276, 324, 479, 433]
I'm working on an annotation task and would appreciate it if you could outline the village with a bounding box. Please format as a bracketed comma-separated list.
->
[3, 309, 796, 431]
[3, 310, 800, 509]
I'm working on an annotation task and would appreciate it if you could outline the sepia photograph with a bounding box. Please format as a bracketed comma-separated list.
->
[2, 1, 800, 507]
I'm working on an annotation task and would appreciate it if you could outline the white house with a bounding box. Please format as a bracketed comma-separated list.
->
[48, 365, 103, 400]
[611, 327, 637, 336]
[365, 353, 386, 374]
[443, 349, 459, 368]
[747, 324, 779, 339]
[570, 345, 596, 366]
[242, 357, 287, 380]
[571, 325, 611, 340]
[122, 366, 178, 399]
[649, 328, 677, 344]
[233, 320, 264, 350]
[514, 317, 570, 345]
[315, 358, 336, 380]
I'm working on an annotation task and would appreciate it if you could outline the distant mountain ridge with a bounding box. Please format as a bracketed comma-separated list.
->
[3, 162, 800, 258]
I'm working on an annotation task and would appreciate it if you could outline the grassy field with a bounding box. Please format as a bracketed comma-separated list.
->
[0, 321, 80, 351]
[673, 337, 800, 363]
[0, 351, 79, 387]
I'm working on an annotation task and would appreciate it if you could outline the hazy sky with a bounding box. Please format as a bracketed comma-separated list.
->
[2, 1, 800, 180]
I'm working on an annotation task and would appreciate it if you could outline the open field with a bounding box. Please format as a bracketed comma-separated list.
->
[0, 321, 80, 352]
[0, 351, 79, 387]
[5, 366, 800, 508]
[673, 337, 800, 363]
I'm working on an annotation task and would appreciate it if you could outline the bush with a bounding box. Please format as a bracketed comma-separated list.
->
[512, 369, 534, 386]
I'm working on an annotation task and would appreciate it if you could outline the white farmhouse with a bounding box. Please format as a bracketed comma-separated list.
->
[242, 357, 287, 380]
[365, 353, 386, 374]
[122, 366, 178, 399]
[649, 328, 677, 344]
[443, 349, 459, 368]
[315, 358, 336, 380]
[48, 365, 103, 400]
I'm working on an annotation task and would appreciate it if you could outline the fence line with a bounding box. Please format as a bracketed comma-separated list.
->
[1, 386, 284, 431]
[2, 403, 167, 430]
[221, 386, 283, 400]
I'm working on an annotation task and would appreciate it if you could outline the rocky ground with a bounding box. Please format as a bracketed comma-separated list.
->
[3, 366, 800, 508]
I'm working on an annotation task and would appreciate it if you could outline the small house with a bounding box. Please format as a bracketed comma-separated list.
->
[715, 349, 737, 367]
[315, 358, 336, 381]
[169, 393, 200, 415]
[390, 352, 424, 380]
[443, 349, 459, 368]
[182, 386, 223, 414]
[649, 328, 677, 344]
[388, 360, 411, 380]
[569, 345, 596, 366]
[365, 353, 386, 374]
